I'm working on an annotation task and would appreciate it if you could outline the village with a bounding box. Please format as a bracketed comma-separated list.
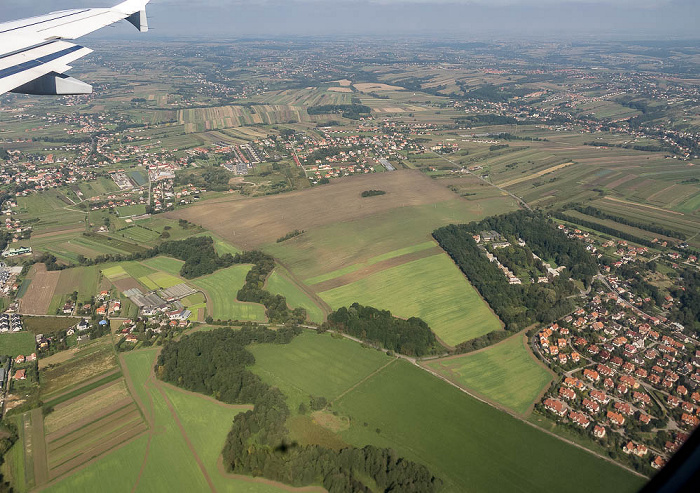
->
[534, 224, 700, 475]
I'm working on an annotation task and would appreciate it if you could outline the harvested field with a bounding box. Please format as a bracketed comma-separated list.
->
[497, 162, 574, 188]
[327, 87, 352, 93]
[20, 264, 61, 315]
[44, 380, 131, 434]
[112, 277, 145, 293]
[168, 171, 457, 249]
[40, 346, 118, 397]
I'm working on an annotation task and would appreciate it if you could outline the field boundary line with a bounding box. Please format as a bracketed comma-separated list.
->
[332, 358, 396, 404]
[155, 381, 217, 492]
[158, 380, 254, 411]
[522, 333, 558, 416]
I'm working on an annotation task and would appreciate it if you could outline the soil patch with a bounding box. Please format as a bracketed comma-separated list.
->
[20, 264, 61, 315]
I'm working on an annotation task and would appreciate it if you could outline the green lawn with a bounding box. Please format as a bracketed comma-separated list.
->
[119, 261, 157, 280]
[250, 331, 390, 411]
[335, 360, 644, 493]
[116, 205, 147, 217]
[0, 332, 36, 357]
[266, 271, 325, 324]
[101, 266, 128, 280]
[146, 272, 183, 289]
[191, 266, 266, 321]
[426, 334, 553, 414]
[319, 253, 502, 346]
[140, 257, 185, 276]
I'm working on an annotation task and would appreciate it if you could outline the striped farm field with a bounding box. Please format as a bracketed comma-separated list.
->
[141, 256, 185, 276]
[318, 253, 502, 347]
[426, 333, 553, 415]
[101, 266, 129, 280]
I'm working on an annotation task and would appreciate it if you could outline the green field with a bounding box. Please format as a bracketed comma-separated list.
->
[304, 240, 438, 285]
[249, 331, 643, 492]
[144, 272, 183, 289]
[119, 261, 157, 280]
[101, 266, 128, 280]
[191, 266, 266, 321]
[46, 349, 279, 493]
[250, 331, 391, 411]
[426, 334, 553, 414]
[334, 360, 642, 493]
[266, 271, 325, 324]
[140, 257, 185, 276]
[0, 332, 36, 357]
[319, 253, 502, 346]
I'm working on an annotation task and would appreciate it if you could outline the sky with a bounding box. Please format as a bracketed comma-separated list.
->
[3, 0, 699, 39]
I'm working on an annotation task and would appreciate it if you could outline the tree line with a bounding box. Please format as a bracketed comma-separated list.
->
[552, 211, 657, 249]
[565, 205, 685, 240]
[325, 303, 438, 356]
[307, 104, 371, 120]
[156, 327, 442, 492]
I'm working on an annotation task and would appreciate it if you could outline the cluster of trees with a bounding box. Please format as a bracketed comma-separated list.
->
[567, 205, 685, 240]
[669, 268, 700, 331]
[453, 114, 517, 126]
[552, 211, 657, 249]
[325, 303, 438, 356]
[156, 236, 235, 278]
[307, 104, 371, 120]
[175, 166, 232, 192]
[360, 190, 385, 197]
[583, 141, 667, 153]
[157, 327, 442, 492]
[234, 251, 307, 324]
[433, 211, 596, 331]
[454, 330, 510, 354]
[276, 230, 305, 243]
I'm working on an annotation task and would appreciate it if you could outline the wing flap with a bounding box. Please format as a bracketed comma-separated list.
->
[0, 41, 92, 96]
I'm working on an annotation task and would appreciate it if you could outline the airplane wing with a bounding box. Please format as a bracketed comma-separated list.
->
[0, 0, 149, 96]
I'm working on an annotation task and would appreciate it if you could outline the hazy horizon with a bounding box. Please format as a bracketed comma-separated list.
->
[3, 0, 700, 40]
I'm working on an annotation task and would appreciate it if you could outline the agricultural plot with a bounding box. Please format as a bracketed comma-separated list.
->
[265, 271, 325, 324]
[169, 170, 486, 249]
[191, 266, 266, 321]
[118, 226, 161, 244]
[335, 360, 642, 493]
[40, 341, 118, 398]
[178, 104, 310, 133]
[22, 317, 79, 335]
[425, 333, 553, 415]
[264, 196, 516, 281]
[250, 331, 391, 411]
[140, 257, 185, 276]
[46, 349, 281, 493]
[319, 253, 502, 346]
[248, 332, 642, 492]
[19, 265, 61, 315]
[0, 332, 35, 357]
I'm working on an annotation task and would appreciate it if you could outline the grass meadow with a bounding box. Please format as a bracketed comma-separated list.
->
[191, 266, 266, 321]
[426, 334, 553, 414]
[265, 271, 325, 324]
[318, 253, 502, 346]
[334, 360, 643, 493]
[0, 332, 36, 357]
[250, 331, 390, 411]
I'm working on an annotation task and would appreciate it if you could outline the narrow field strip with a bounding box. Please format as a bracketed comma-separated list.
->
[42, 370, 122, 408]
[47, 423, 148, 481]
[46, 402, 139, 448]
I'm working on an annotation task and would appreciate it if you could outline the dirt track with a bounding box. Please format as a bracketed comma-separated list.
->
[167, 170, 456, 249]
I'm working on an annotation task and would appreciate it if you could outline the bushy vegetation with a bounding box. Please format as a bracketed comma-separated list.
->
[670, 268, 700, 332]
[360, 190, 386, 197]
[156, 236, 235, 278]
[433, 211, 596, 331]
[276, 230, 305, 243]
[307, 104, 371, 120]
[326, 303, 438, 356]
[156, 327, 442, 492]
